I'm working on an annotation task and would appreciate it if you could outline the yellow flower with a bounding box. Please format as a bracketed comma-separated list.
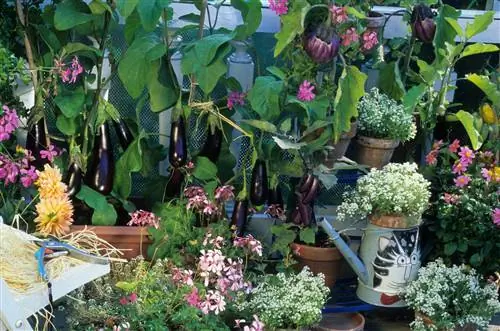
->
[479, 103, 497, 125]
[35, 196, 74, 237]
[494, 167, 500, 183]
[36, 164, 67, 199]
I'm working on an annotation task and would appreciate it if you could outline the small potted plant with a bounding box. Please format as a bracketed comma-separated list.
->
[403, 259, 500, 331]
[353, 88, 416, 168]
[238, 267, 330, 330]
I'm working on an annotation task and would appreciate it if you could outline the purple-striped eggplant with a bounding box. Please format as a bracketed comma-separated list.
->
[299, 174, 314, 193]
[250, 160, 269, 205]
[65, 163, 82, 197]
[410, 4, 436, 43]
[113, 119, 134, 150]
[199, 127, 223, 163]
[231, 199, 249, 236]
[302, 176, 320, 204]
[26, 118, 50, 170]
[268, 185, 283, 207]
[304, 25, 340, 64]
[164, 167, 185, 198]
[169, 116, 188, 168]
[85, 123, 114, 195]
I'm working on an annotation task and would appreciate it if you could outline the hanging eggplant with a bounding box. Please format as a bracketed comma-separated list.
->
[85, 123, 114, 195]
[250, 160, 269, 205]
[26, 118, 50, 170]
[113, 119, 134, 150]
[304, 25, 340, 64]
[199, 126, 223, 163]
[65, 163, 82, 197]
[268, 185, 283, 207]
[169, 116, 188, 168]
[231, 199, 249, 236]
[164, 167, 184, 198]
[410, 4, 436, 44]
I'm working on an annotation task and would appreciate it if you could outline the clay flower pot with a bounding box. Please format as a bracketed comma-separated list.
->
[368, 214, 421, 229]
[291, 243, 343, 289]
[354, 135, 399, 169]
[70, 225, 152, 260]
[323, 122, 357, 168]
[313, 312, 365, 331]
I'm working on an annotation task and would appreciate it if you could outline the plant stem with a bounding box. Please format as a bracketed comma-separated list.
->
[16, 0, 38, 91]
[402, 35, 416, 84]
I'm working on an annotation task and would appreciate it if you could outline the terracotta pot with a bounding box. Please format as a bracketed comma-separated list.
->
[313, 312, 365, 331]
[70, 225, 153, 260]
[354, 136, 399, 169]
[365, 11, 385, 33]
[323, 122, 357, 168]
[415, 312, 478, 331]
[368, 214, 421, 229]
[291, 243, 343, 289]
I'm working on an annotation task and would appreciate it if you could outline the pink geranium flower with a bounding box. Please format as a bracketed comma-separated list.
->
[269, 0, 288, 15]
[329, 5, 348, 25]
[127, 210, 160, 228]
[452, 161, 467, 174]
[493, 208, 500, 227]
[448, 139, 460, 153]
[361, 30, 378, 51]
[454, 175, 471, 188]
[0, 105, 20, 141]
[185, 287, 201, 308]
[227, 91, 246, 110]
[341, 27, 359, 47]
[233, 234, 263, 257]
[443, 193, 458, 204]
[214, 185, 235, 202]
[297, 80, 315, 102]
[39, 144, 60, 162]
[244, 315, 265, 331]
[199, 290, 226, 315]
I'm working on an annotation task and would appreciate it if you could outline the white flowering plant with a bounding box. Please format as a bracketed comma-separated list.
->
[238, 267, 330, 330]
[403, 259, 500, 331]
[337, 163, 431, 225]
[357, 88, 417, 142]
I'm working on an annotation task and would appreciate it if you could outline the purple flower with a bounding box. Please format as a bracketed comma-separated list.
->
[20, 166, 38, 188]
[481, 168, 492, 182]
[269, 0, 288, 16]
[0, 105, 20, 142]
[58, 56, 84, 84]
[39, 144, 60, 162]
[493, 208, 500, 227]
[458, 146, 475, 166]
[127, 210, 160, 228]
[227, 91, 246, 110]
[454, 175, 471, 188]
[452, 161, 467, 174]
[0, 157, 20, 186]
[214, 185, 234, 202]
[297, 80, 316, 102]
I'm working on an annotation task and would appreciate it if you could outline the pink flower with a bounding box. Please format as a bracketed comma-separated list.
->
[203, 202, 218, 215]
[297, 80, 315, 102]
[127, 210, 160, 228]
[0, 105, 20, 141]
[0, 156, 20, 186]
[128, 293, 138, 303]
[233, 234, 263, 257]
[493, 208, 500, 227]
[341, 27, 359, 47]
[448, 139, 460, 153]
[443, 193, 458, 204]
[269, 0, 288, 15]
[244, 315, 265, 331]
[432, 140, 443, 150]
[58, 56, 84, 84]
[329, 5, 348, 25]
[39, 144, 60, 162]
[185, 161, 195, 169]
[293, 245, 301, 256]
[202, 233, 225, 249]
[172, 267, 194, 286]
[119, 297, 128, 305]
[60, 68, 72, 83]
[454, 175, 471, 188]
[361, 30, 378, 51]
[199, 290, 226, 315]
[187, 195, 209, 211]
[227, 91, 246, 110]
[452, 161, 467, 174]
[199, 249, 225, 275]
[184, 186, 206, 199]
[20, 166, 38, 188]
[425, 150, 438, 166]
[458, 146, 475, 166]
[185, 287, 201, 307]
[481, 168, 492, 182]
[214, 185, 235, 202]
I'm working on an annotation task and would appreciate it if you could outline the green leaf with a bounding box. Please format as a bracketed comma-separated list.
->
[316, 169, 338, 190]
[54, 86, 85, 118]
[63, 42, 102, 57]
[124, 9, 141, 44]
[116, 0, 139, 18]
[460, 43, 499, 59]
[266, 66, 286, 80]
[114, 133, 144, 199]
[466, 74, 500, 107]
[56, 115, 78, 135]
[76, 185, 117, 225]
[403, 84, 426, 113]
[308, 95, 330, 121]
[465, 11, 494, 40]
[272, 137, 306, 150]
[444, 242, 457, 255]
[88, 0, 112, 14]
[54, 0, 94, 31]
[194, 34, 233, 66]
[231, 0, 262, 40]
[280, 118, 292, 132]
[100, 97, 121, 122]
[148, 58, 178, 112]
[470, 253, 482, 266]
[378, 61, 405, 100]
[115, 281, 138, 292]
[346, 7, 366, 18]
[247, 76, 283, 121]
[274, 0, 310, 57]
[455, 110, 482, 150]
[444, 17, 463, 37]
[333, 66, 367, 141]
[416, 59, 437, 84]
[301, 120, 331, 138]
[241, 119, 277, 133]
[433, 5, 461, 59]
[178, 13, 201, 23]
[457, 241, 468, 253]
[37, 25, 62, 53]
[193, 156, 218, 180]
[137, 0, 170, 31]
[299, 227, 316, 245]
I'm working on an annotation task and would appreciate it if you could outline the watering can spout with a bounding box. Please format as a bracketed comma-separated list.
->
[318, 218, 370, 285]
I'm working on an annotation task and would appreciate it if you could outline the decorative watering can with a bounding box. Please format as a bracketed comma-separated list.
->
[319, 217, 421, 307]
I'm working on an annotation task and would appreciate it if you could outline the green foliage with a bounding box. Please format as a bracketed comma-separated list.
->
[54, 0, 94, 31]
[454, 110, 482, 150]
[273, 0, 310, 57]
[231, 0, 262, 40]
[54, 86, 85, 118]
[378, 61, 405, 101]
[247, 76, 283, 121]
[76, 185, 117, 225]
[192, 156, 218, 181]
[114, 133, 145, 199]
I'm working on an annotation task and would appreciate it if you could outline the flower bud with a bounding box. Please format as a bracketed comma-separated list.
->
[411, 4, 436, 44]
[304, 25, 340, 64]
[480, 103, 497, 125]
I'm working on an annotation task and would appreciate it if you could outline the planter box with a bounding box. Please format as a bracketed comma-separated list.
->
[70, 226, 152, 260]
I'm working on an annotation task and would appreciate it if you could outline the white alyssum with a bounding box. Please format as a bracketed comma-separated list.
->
[337, 163, 431, 224]
[403, 259, 500, 331]
[238, 267, 329, 329]
[357, 87, 416, 141]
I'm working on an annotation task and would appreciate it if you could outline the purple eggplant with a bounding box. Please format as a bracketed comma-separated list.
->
[304, 25, 340, 64]
[113, 119, 134, 150]
[410, 4, 436, 44]
[250, 160, 269, 205]
[231, 199, 249, 236]
[268, 185, 283, 207]
[164, 167, 185, 198]
[302, 176, 320, 204]
[26, 118, 50, 170]
[199, 127, 223, 163]
[85, 123, 114, 195]
[299, 174, 314, 193]
[169, 116, 188, 168]
[65, 163, 82, 197]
